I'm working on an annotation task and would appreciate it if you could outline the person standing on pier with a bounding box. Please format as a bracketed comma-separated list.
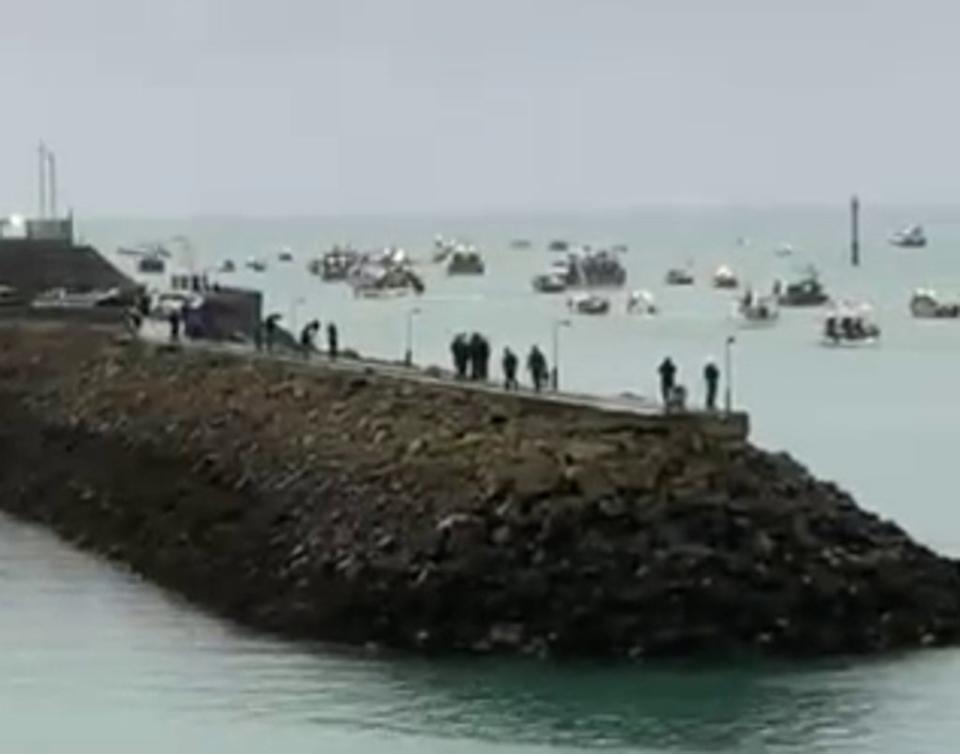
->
[468, 333, 484, 380]
[451, 334, 469, 379]
[327, 322, 339, 360]
[527, 346, 548, 393]
[658, 357, 677, 405]
[168, 309, 181, 342]
[477, 334, 491, 381]
[299, 320, 320, 358]
[264, 313, 282, 353]
[502, 347, 519, 390]
[703, 358, 720, 411]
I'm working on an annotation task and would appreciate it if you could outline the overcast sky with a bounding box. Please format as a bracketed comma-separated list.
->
[0, 0, 956, 215]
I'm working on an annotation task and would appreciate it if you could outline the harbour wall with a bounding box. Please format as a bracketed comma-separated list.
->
[1, 321, 959, 659]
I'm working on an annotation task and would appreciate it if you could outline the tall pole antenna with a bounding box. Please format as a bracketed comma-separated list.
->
[37, 141, 47, 218]
[47, 149, 57, 218]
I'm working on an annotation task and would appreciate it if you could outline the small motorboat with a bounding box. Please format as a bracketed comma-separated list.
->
[277, 247, 294, 262]
[665, 267, 694, 286]
[567, 293, 610, 315]
[737, 289, 779, 324]
[246, 257, 267, 272]
[777, 267, 830, 306]
[447, 247, 485, 275]
[532, 272, 568, 293]
[548, 239, 570, 252]
[218, 259, 236, 273]
[890, 225, 927, 248]
[909, 288, 960, 319]
[509, 239, 532, 250]
[713, 264, 739, 289]
[611, 243, 629, 254]
[626, 289, 657, 315]
[822, 303, 880, 346]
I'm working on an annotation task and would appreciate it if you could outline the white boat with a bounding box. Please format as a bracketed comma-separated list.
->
[890, 225, 927, 248]
[246, 257, 267, 272]
[567, 293, 610, 315]
[822, 303, 881, 346]
[910, 288, 960, 319]
[774, 242, 795, 258]
[737, 289, 779, 324]
[531, 272, 567, 293]
[713, 264, 739, 289]
[626, 289, 658, 315]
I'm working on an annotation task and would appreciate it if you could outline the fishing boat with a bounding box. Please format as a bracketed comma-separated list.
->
[712, 264, 739, 289]
[246, 257, 267, 272]
[890, 225, 927, 248]
[822, 303, 880, 346]
[218, 259, 236, 273]
[567, 293, 610, 315]
[557, 248, 627, 288]
[909, 289, 960, 319]
[277, 247, 294, 262]
[349, 249, 424, 298]
[447, 247, 485, 275]
[548, 239, 570, 252]
[665, 267, 694, 286]
[737, 289, 779, 324]
[310, 246, 360, 281]
[531, 272, 567, 293]
[137, 254, 165, 274]
[509, 239, 532, 250]
[626, 289, 657, 315]
[776, 266, 830, 306]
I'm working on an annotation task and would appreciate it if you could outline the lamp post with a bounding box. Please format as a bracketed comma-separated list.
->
[724, 335, 736, 413]
[405, 307, 421, 366]
[289, 296, 306, 335]
[551, 318, 571, 391]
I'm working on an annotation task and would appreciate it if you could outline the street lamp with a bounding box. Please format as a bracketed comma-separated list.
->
[724, 334, 736, 413]
[289, 296, 306, 334]
[551, 318, 572, 391]
[405, 307, 422, 366]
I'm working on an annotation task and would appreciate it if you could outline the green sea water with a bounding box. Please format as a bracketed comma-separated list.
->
[4, 205, 960, 752]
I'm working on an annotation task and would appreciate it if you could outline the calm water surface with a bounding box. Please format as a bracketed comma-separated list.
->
[4, 206, 960, 751]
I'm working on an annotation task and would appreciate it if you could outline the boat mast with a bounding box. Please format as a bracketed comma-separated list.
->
[850, 194, 860, 267]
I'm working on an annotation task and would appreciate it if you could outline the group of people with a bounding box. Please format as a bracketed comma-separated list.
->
[449, 334, 551, 393]
[297, 319, 339, 359]
[658, 356, 722, 412]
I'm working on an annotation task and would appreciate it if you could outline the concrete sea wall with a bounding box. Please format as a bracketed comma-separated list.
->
[1, 322, 959, 659]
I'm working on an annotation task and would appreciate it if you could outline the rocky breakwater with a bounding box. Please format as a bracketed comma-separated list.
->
[0, 322, 959, 659]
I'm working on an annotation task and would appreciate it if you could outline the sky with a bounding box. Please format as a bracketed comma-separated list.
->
[0, 0, 957, 216]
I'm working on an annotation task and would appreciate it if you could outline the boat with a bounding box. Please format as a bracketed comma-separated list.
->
[277, 247, 294, 262]
[218, 259, 236, 273]
[531, 272, 567, 293]
[509, 239, 532, 250]
[776, 267, 830, 306]
[822, 303, 880, 346]
[349, 248, 424, 298]
[909, 288, 960, 319]
[310, 246, 360, 281]
[890, 225, 927, 248]
[246, 257, 267, 272]
[611, 244, 629, 254]
[137, 255, 165, 274]
[626, 289, 657, 315]
[774, 242, 795, 258]
[712, 264, 739, 289]
[737, 289, 779, 324]
[548, 240, 570, 252]
[665, 267, 694, 286]
[556, 248, 627, 288]
[567, 293, 610, 315]
[447, 247, 485, 275]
